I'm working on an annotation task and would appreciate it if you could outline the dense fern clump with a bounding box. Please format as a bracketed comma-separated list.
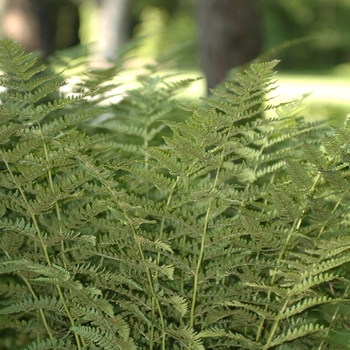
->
[1, 38, 350, 350]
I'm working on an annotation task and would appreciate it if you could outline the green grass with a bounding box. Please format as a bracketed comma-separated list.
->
[169, 68, 350, 125]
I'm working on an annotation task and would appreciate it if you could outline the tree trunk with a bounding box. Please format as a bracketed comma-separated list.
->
[196, 0, 264, 93]
[96, 0, 131, 61]
[1, 0, 56, 57]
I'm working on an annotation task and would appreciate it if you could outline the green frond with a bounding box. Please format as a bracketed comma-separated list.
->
[272, 190, 302, 221]
[302, 142, 328, 170]
[39, 107, 106, 135]
[146, 146, 185, 175]
[0, 295, 63, 315]
[138, 236, 173, 253]
[122, 165, 176, 190]
[320, 168, 348, 191]
[0, 122, 25, 144]
[0, 216, 32, 239]
[288, 273, 338, 293]
[224, 300, 278, 320]
[255, 160, 286, 181]
[143, 259, 174, 280]
[33, 95, 88, 119]
[0, 72, 62, 92]
[71, 325, 137, 350]
[71, 292, 115, 318]
[114, 299, 152, 326]
[169, 294, 188, 317]
[285, 159, 314, 193]
[2, 138, 44, 163]
[199, 327, 262, 349]
[1, 38, 349, 349]
[282, 296, 336, 319]
[311, 235, 350, 259]
[23, 338, 76, 350]
[0, 283, 29, 298]
[0, 38, 45, 80]
[268, 323, 325, 348]
[166, 326, 205, 350]
[203, 308, 259, 328]
[94, 270, 142, 291]
[242, 282, 289, 298]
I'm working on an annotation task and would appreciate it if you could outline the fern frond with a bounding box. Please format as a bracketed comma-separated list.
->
[166, 326, 205, 350]
[199, 327, 262, 349]
[72, 325, 137, 350]
[1, 38, 349, 349]
[0, 38, 45, 80]
[0, 295, 63, 315]
[224, 300, 278, 320]
[268, 323, 325, 348]
[282, 296, 337, 319]
[23, 338, 76, 350]
[169, 294, 188, 317]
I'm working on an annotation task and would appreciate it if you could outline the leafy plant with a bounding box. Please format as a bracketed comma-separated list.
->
[0, 38, 350, 350]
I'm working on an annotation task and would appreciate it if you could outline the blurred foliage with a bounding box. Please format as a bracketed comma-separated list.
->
[260, 0, 350, 70]
[130, 4, 197, 68]
[119, 0, 350, 71]
[3, 0, 348, 71]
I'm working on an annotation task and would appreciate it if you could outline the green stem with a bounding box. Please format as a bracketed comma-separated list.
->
[317, 191, 346, 239]
[73, 152, 167, 349]
[150, 177, 181, 349]
[38, 121, 69, 270]
[317, 286, 350, 350]
[188, 136, 228, 349]
[189, 198, 213, 332]
[1, 249, 55, 344]
[263, 293, 292, 349]
[256, 173, 321, 342]
[1, 150, 83, 350]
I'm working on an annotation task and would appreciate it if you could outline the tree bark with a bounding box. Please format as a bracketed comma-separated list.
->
[96, 0, 131, 61]
[1, 0, 56, 57]
[196, 0, 264, 93]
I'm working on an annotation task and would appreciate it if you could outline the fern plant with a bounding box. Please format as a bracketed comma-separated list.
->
[0, 38, 350, 350]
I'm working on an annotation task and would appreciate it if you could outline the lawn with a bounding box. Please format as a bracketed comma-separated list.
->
[169, 68, 350, 125]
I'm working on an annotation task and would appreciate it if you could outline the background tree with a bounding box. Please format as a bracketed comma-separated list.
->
[0, 0, 55, 56]
[96, 0, 131, 61]
[260, 0, 350, 70]
[1, 0, 349, 72]
[0, 0, 79, 58]
[196, 0, 264, 92]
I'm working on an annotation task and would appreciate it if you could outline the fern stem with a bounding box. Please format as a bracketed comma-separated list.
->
[263, 294, 291, 349]
[0, 150, 83, 350]
[317, 285, 350, 350]
[256, 170, 322, 342]
[256, 215, 304, 342]
[0, 151, 52, 266]
[37, 121, 69, 270]
[317, 191, 346, 239]
[131, 216, 167, 350]
[150, 177, 181, 348]
[75, 152, 167, 349]
[188, 132, 227, 349]
[189, 197, 212, 331]
[25, 278, 55, 344]
[1, 249, 55, 344]
[37, 118, 86, 348]
[131, 212, 167, 350]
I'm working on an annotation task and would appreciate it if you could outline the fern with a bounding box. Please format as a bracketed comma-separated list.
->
[0, 38, 350, 349]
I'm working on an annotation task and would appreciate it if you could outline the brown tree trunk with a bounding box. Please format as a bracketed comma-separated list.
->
[0, 0, 79, 58]
[1, 0, 56, 57]
[196, 0, 264, 93]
